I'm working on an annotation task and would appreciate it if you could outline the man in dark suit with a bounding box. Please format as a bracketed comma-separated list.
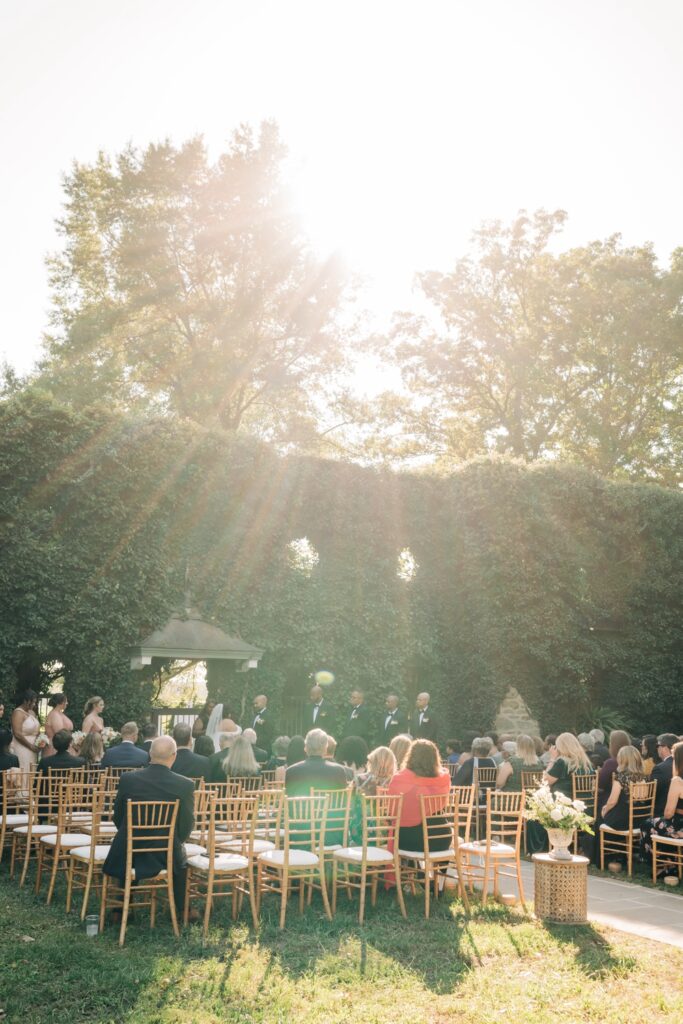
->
[652, 733, 679, 815]
[140, 722, 158, 755]
[285, 728, 347, 797]
[102, 736, 195, 911]
[38, 729, 85, 774]
[378, 694, 409, 744]
[171, 722, 210, 780]
[410, 692, 438, 743]
[302, 685, 337, 738]
[340, 689, 373, 745]
[102, 722, 150, 768]
[244, 695, 274, 754]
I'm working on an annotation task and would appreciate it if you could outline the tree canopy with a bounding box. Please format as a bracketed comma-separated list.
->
[40, 122, 351, 448]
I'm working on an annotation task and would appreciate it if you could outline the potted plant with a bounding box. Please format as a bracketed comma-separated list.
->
[525, 784, 594, 860]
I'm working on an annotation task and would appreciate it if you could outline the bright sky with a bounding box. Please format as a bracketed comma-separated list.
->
[1, 0, 682, 376]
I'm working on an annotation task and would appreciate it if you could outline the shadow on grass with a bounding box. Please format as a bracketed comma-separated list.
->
[541, 922, 638, 979]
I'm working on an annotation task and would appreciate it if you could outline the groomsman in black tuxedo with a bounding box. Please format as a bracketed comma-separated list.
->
[378, 694, 408, 744]
[244, 694, 274, 754]
[302, 685, 338, 738]
[410, 691, 438, 743]
[340, 689, 373, 744]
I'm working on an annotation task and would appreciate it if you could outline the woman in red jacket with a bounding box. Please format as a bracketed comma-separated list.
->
[388, 739, 451, 852]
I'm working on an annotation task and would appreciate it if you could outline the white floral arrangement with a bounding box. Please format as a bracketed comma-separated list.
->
[71, 730, 85, 751]
[525, 784, 594, 834]
[102, 727, 121, 748]
[35, 732, 50, 751]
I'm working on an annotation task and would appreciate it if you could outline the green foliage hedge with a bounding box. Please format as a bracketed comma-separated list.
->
[0, 392, 681, 736]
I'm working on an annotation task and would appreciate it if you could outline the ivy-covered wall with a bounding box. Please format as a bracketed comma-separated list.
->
[0, 392, 681, 736]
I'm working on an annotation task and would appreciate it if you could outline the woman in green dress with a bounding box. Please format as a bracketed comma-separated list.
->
[527, 732, 594, 853]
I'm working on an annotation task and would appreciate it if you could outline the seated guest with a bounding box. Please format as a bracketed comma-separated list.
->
[221, 735, 261, 784]
[80, 732, 105, 777]
[577, 732, 601, 770]
[454, 737, 496, 786]
[102, 722, 149, 768]
[487, 733, 503, 766]
[171, 722, 210, 780]
[325, 735, 338, 760]
[601, 744, 646, 870]
[641, 735, 660, 776]
[455, 731, 479, 768]
[544, 732, 594, 796]
[207, 731, 238, 782]
[286, 735, 306, 767]
[140, 722, 158, 754]
[651, 734, 679, 816]
[540, 734, 557, 766]
[388, 739, 451, 853]
[497, 734, 544, 791]
[640, 740, 683, 876]
[389, 734, 412, 772]
[0, 727, 20, 795]
[597, 730, 631, 812]
[337, 736, 369, 781]
[38, 729, 85, 774]
[102, 736, 195, 915]
[242, 727, 268, 764]
[285, 729, 347, 797]
[590, 728, 610, 765]
[193, 735, 216, 759]
[356, 746, 397, 797]
[445, 739, 461, 765]
[501, 740, 517, 760]
[267, 736, 290, 783]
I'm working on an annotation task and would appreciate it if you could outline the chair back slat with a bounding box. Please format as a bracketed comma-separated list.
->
[450, 785, 474, 842]
[629, 779, 656, 827]
[126, 799, 179, 856]
[571, 772, 598, 816]
[361, 793, 403, 849]
[285, 795, 329, 852]
[486, 789, 524, 848]
[521, 769, 544, 792]
[420, 791, 456, 851]
[310, 787, 352, 847]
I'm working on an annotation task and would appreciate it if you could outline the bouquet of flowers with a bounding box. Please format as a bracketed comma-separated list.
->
[35, 732, 50, 752]
[525, 784, 594, 834]
[71, 730, 85, 751]
[102, 727, 121, 748]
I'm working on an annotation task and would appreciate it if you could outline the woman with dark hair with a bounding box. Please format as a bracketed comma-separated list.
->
[388, 739, 451, 853]
[640, 741, 683, 876]
[10, 689, 41, 773]
[80, 732, 105, 778]
[0, 727, 20, 795]
[268, 735, 291, 783]
[286, 735, 306, 767]
[337, 736, 369, 781]
[192, 698, 217, 738]
[641, 735, 661, 776]
[44, 693, 73, 757]
[194, 735, 215, 759]
[597, 730, 631, 812]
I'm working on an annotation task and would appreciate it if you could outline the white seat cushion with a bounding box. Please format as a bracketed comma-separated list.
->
[70, 812, 93, 821]
[332, 846, 393, 863]
[254, 827, 285, 839]
[459, 841, 516, 857]
[40, 832, 92, 847]
[13, 823, 57, 836]
[130, 868, 167, 880]
[258, 849, 319, 867]
[0, 814, 30, 826]
[187, 853, 248, 872]
[69, 844, 111, 863]
[399, 847, 456, 861]
[85, 822, 117, 835]
[599, 824, 640, 835]
[183, 843, 207, 857]
[218, 838, 275, 854]
[323, 843, 342, 852]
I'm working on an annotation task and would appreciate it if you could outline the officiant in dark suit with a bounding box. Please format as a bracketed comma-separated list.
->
[302, 685, 337, 738]
[340, 689, 372, 744]
[103, 736, 195, 908]
[378, 694, 408, 744]
[244, 695, 274, 753]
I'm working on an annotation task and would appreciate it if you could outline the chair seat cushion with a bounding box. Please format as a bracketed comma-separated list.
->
[258, 849, 319, 867]
[323, 843, 342, 852]
[187, 852, 249, 872]
[70, 812, 93, 821]
[599, 824, 640, 835]
[13, 823, 57, 836]
[40, 832, 92, 847]
[183, 843, 207, 857]
[332, 846, 393, 863]
[398, 847, 456, 861]
[254, 827, 285, 839]
[0, 814, 30, 826]
[218, 838, 275, 854]
[130, 867, 167, 880]
[70, 844, 111, 863]
[85, 822, 117, 835]
[459, 841, 516, 857]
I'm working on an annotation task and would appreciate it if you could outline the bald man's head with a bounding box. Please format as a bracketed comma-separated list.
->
[150, 735, 177, 765]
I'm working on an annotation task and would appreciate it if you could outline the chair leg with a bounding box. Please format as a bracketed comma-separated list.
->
[358, 864, 367, 924]
[424, 865, 431, 919]
[168, 876, 180, 938]
[99, 874, 109, 933]
[279, 867, 289, 929]
[332, 858, 339, 914]
[371, 874, 378, 908]
[395, 861, 407, 918]
[20, 835, 33, 887]
[46, 847, 61, 905]
[319, 864, 332, 921]
[34, 843, 45, 894]
[81, 865, 94, 920]
[248, 865, 258, 927]
[65, 857, 74, 913]
[119, 879, 132, 947]
[652, 841, 658, 883]
[600, 831, 605, 870]
[203, 876, 213, 939]
[150, 888, 157, 929]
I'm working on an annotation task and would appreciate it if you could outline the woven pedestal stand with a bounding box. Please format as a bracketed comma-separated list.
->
[532, 853, 589, 924]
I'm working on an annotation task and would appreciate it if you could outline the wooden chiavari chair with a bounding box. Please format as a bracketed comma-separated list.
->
[9, 772, 52, 885]
[229, 775, 262, 795]
[599, 779, 656, 876]
[184, 793, 252, 936]
[257, 794, 332, 929]
[35, 778, 99, 904]
[99, 799, 180, 946]
[451, 785, 474, 844]
[459, 790, 525, 906]
[570, 772, 598, 854]
[399, 790, 470, 917]
[473, 765, 498, 840]
[308, 787, 352, 903]
[65, 781, 113, 917]
[332, 792, 407, 924]
[1, 768, 31, 863]
[521, 769, 545, 852]
[652, 832, 683, 883]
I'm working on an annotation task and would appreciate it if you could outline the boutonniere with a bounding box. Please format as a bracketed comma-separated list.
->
[319, 710, 327, 718]
[422, 717, 430, 723]
[390, 717, 398, 724]
[254, 715, 264, 724]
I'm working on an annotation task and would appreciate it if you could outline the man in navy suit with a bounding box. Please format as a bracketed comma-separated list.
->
[652, 733, 679, 815]
[101, 722, 150, 768]
[171, 722, 210, 780]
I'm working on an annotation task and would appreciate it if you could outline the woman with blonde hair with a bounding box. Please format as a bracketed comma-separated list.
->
[82, 697, 105, 735]
[527, 732, 594, 854]
[497, 734, 544, 791]
[223, 734, 260, 779]
[389, 733, 412, 771]
[358, 746, 397, 796]
[601, 745, 645, 858]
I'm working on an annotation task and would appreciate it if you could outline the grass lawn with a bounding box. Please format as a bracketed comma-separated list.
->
[1, 872, 682, 1024]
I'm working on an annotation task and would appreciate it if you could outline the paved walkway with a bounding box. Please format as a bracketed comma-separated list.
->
[516, 859, 683, 948]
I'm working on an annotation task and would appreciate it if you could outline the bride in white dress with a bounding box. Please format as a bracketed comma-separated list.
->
[205, 703, 241, 752]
